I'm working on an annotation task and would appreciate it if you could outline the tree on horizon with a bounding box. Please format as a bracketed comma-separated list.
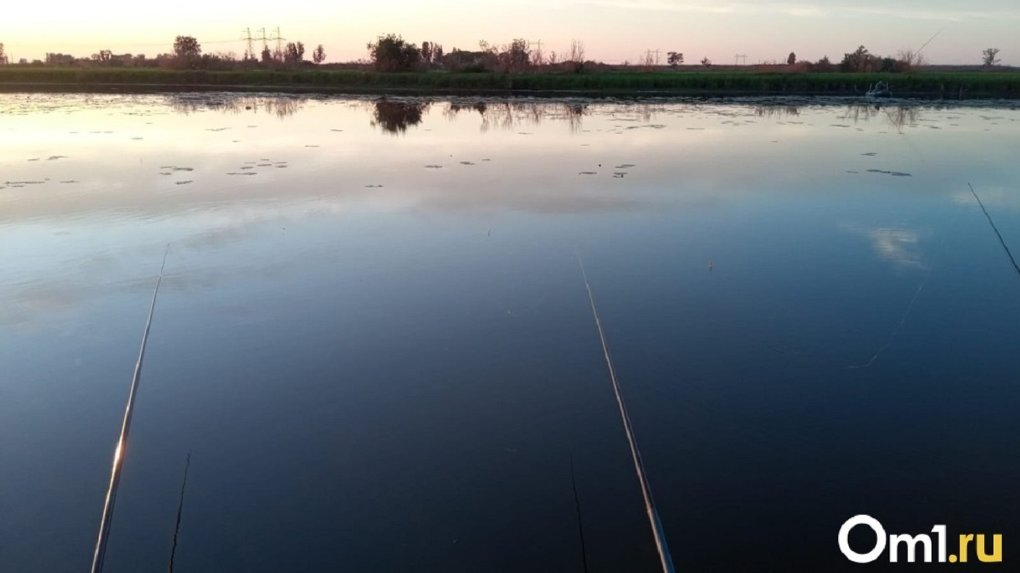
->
[368, 34, 421, 72]
[983, 48, 1001, 67]
[173, 36, 201, 68]
[285, 42, 305, 64]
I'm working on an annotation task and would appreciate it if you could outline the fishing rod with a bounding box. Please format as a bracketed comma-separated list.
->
[577, 255, 676, 573]
[90, 245, 169, 573]
[969, 183, 1020, 280]
[915, 29, 942, 61]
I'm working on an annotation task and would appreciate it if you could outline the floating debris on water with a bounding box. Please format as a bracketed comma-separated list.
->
[305, 144, 319, 148]
[866, 169, 911, 177]
[5, 180, 46, 186]
[205, 127, 230, 132]
[59, 180, 78, 184]
[175, 180, 193, 185]
[861, 152, 878, 156]
[425, 164, 443, 169]
[27, 158, 39, 162]
[578, 171, 597, 175]
[365, 184, 384, 188]
[47, 155, 68, 161]
[460, 161, 475, 166]
[846, 170, 860, 174]
[227, 172, 257, 176]
[613, 172, 627, 178]
[330, 129, 344, 132]
[615, 163, 636, 169]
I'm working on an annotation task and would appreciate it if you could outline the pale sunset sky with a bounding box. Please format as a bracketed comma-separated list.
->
[2, 0, 1017, 65]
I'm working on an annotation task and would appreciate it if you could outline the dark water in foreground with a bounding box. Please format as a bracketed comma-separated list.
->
[1, 94, 1018, 572]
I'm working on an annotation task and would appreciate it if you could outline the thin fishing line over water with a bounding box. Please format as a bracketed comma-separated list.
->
[569, 454, 590, 573]
[167, 452, 191, 573]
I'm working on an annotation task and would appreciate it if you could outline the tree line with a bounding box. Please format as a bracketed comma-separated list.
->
[0, 34, 1007, 73]
[0, 36, 327, 70]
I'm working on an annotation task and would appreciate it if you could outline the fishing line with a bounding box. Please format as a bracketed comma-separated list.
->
[577, 255, 676, 573]
[91, 244, 169, 573]
[167, 452, 191, 573]
[569, 454, 590, 573]
[848, 269, 931, 369]
[969, 183, 1020, 280]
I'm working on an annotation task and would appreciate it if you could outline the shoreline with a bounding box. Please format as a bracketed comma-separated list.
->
[2, 68, 1019, 99]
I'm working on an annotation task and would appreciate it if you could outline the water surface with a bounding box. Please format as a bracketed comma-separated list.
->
[1, 93, 1019, 572]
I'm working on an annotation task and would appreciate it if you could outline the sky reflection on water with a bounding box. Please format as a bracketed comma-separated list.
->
[1, 93, 1018, 573]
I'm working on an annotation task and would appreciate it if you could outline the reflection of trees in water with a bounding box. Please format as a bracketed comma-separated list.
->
[751, 102, 924, 130]
[617, 104, 669, 124]
[371, 100, 432, 134]
[166, 94, 305, 118]
[842, 104, 921, 130]
[754, 105, 801, 118]
[444, 100, 589, 132]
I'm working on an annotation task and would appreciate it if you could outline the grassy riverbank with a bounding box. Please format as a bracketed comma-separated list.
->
[2, 67, 1019, 97]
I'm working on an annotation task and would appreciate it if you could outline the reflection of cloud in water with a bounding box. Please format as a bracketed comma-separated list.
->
[421, 189, 654, 214]
[0, 281, 83, 327]
[842, 224, 926, 269]
[870, 228, 925, 269]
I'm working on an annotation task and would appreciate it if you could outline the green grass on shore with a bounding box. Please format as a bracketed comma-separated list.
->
[2, 67, 1019, 97]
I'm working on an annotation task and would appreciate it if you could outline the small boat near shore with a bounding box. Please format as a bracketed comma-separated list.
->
[865, 81, 892, 99]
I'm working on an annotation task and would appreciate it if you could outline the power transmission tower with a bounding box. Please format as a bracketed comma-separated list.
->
[527, 39, 543, 65]
[645, 49, 661, 67]
[241, 28, 255, 61]
[255, 27, 269, 53]
[734, 54, 747, 66]
[269, 27, 286, 58]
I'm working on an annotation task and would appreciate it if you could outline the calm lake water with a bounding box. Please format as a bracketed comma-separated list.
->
[1, 93, 1018, 572]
